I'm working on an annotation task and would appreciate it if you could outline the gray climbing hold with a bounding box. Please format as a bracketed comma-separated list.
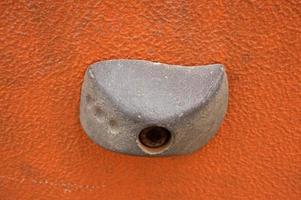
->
[80, 59, 228, 156]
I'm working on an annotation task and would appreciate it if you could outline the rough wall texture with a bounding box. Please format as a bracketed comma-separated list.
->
[0, 0, 300, 199]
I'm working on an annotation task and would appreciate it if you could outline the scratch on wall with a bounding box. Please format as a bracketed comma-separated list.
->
[0, 175, 102, 193]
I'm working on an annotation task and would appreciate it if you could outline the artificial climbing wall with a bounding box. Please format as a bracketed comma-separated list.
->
[0, 0, 300, 199]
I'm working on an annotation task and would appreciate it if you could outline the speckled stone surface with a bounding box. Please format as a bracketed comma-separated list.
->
[80, 59, 228, 156]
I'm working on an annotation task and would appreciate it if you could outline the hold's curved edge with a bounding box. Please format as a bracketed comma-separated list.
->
[88, 59, 225, 123]
[174, 72, 228, 155]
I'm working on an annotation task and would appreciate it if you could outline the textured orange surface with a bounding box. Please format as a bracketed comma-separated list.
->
[0, 0, 300, 199]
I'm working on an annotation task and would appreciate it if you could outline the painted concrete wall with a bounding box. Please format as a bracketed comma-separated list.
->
[0, 0, 300, 199]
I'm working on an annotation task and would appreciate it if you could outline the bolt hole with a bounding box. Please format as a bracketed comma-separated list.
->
[138, 126, 171, 150]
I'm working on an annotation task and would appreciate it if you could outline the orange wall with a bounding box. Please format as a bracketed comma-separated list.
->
[0, 0, 300, 199]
